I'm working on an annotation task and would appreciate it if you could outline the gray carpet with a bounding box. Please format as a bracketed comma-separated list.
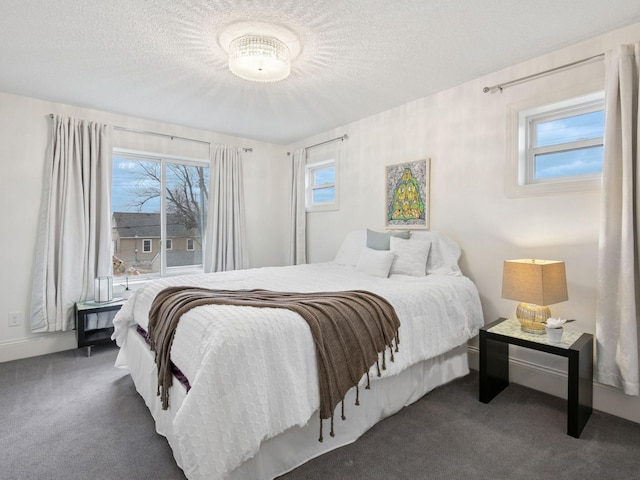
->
[1, 344, 639, 480]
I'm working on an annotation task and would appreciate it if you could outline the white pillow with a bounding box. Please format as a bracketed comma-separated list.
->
[409, 231, 462, 274]
[356, 247, 395, 278]
[390, 237, 431, 276]
[334, 230, 366, 266]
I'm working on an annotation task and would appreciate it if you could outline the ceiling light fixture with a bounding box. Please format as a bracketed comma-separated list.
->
[228, 34, 291, 83]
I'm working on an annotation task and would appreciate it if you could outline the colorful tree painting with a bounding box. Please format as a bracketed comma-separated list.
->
[385, 159, 430, 229]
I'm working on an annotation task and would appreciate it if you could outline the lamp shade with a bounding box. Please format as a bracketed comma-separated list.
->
[502, 259, 568, 306]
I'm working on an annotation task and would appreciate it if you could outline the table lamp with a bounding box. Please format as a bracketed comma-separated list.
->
[502, 259, 568, 334]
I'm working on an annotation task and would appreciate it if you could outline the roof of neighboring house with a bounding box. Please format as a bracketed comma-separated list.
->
[112, 212, 199, 238]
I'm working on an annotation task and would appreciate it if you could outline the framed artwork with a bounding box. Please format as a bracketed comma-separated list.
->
[385, 158, 430, 229]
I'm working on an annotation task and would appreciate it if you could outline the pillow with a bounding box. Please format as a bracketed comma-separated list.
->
[334, 230, 366, 266]
[389, 237, 431, 276]
[355, 247, 395, 278]
[366, 229, 411, 250]
[409, 231, 462, 274]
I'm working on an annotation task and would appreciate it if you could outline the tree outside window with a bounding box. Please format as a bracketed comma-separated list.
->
[112, 151, 209, 278]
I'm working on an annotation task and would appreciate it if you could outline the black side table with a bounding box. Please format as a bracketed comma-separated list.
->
[75, 299, 125, 356]
[479, 317, 593, 438]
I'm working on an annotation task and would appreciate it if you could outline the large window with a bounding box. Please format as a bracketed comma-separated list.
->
[306, 159, 338, 211]
[507, 91, 604, 197]
[111, 149, 209, 280]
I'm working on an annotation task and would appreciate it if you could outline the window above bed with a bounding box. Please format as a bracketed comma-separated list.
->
[111, 148, 209, 281]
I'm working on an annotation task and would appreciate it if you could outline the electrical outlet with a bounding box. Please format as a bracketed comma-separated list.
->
[8, 312, 22, 327]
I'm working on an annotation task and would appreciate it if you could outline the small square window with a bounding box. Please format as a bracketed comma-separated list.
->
[528, 106, 603, 182]
[142, 239, 152, 253]
[186, 238, 195, 251]
[507, 91, 604, 197]
[166, 239, 173, 251]
[306, 160, 339, 211]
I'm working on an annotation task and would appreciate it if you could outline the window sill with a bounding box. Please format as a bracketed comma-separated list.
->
[306, 203, 339, 213]
[505, 176, 601, 198]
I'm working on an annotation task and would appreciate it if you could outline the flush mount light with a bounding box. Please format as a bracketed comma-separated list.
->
[228, 34, 291, 82]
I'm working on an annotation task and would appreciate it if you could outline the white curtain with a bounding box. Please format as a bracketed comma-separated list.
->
[30, 115, 112, 332]
[596, 42, 640, 396]
[204, 144, 248, 272]
[287, 148, 306, 265]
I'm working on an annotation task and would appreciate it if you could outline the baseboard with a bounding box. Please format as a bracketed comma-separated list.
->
[0, 332, 76, 363]
[468, 345, 640, 425]
[3, 336, 639, 425]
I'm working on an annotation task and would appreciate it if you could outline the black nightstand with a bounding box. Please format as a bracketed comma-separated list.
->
[75, 299, 126, 356]
[479, 317, 593, 438]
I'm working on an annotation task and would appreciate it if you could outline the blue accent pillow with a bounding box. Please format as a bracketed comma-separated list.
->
[366, 229, 410, 250]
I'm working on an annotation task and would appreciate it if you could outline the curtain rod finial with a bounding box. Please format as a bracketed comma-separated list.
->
[483, 86, 503, 94]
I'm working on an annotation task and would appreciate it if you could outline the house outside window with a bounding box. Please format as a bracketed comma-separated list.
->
[506, 91, 604, 197]
[111, 149, 209, 279]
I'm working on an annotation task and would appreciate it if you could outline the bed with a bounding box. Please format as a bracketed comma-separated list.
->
[112, 229, 484, 480]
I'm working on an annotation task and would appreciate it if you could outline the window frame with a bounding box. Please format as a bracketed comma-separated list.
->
[506, 91, 604, 197]
[112, 148, 209, 281]
[165, 239, 173, 251]
[142, 238, 153, 253]
[305, 159, 339, 212]
[186, 238, 195, 251]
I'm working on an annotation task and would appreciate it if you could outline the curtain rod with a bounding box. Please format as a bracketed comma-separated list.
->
[287, 134, 348, 155]
[47, 115, 253, 152]
[482, 53, 604, 94]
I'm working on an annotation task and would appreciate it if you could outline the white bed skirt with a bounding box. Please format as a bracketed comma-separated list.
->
[116, 327, 470, 480]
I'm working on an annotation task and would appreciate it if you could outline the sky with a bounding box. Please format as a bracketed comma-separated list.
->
[112, 157, 159, 213]
[112, 156, 209, 213]
[534, 109, 604, 179]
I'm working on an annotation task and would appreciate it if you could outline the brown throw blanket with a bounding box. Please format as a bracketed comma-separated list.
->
[147, 287, 401, 440]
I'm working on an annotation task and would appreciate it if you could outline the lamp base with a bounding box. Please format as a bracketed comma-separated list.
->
[516, 302, 551, 335]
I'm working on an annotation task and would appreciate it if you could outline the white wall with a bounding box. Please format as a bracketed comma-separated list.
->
[0, 92, 290, 362]
[289, 22, 640, 423]
[2, 20, 640, 423]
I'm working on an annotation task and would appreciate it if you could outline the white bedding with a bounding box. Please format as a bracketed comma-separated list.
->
[112, 261, 483, 480]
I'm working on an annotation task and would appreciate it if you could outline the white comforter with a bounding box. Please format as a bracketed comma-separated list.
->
[112, 262, 483, 480]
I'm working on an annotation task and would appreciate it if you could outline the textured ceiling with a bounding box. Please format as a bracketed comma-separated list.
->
[1, 1, 640, 144]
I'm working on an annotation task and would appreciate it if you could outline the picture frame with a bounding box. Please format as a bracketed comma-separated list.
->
[385, 158, 430, 229]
